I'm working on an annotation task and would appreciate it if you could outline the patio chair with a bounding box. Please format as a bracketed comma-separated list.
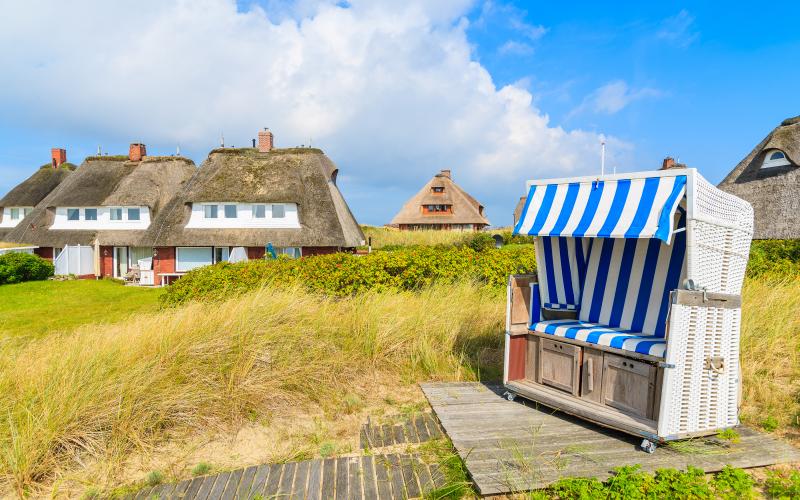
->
[504, 168, 753, 452]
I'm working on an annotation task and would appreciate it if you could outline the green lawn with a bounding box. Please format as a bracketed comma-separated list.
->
[0, 279, 162, 338]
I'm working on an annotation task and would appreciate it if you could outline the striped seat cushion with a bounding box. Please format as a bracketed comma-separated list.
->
[530, 319, 667, 358]
[578, 224, 686, 338]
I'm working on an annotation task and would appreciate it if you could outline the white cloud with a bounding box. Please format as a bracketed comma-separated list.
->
[498, 40, 535, 56]
[568, 80, 663, 118]
[0, 0, 629, 225]
[656, 9, 699, 48]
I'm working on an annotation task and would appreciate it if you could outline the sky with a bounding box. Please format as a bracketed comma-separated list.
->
[1, 0, 798, 226]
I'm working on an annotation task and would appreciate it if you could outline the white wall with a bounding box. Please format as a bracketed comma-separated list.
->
[185, 202, 301, 229]
[0, 207, 33, 228]
[50, 206, 150, 230]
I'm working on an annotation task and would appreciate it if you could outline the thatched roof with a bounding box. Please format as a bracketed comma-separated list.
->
[140, 148, 364, 248]
[5, 156, 197, 246]
[718, 115, 800, 239]
[390, 170, 490, 226]
[0, 163, 74, 208]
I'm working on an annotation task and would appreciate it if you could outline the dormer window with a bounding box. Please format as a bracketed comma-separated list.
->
[10, 208, 20, 220]
[67, 208, 80, 221]
[432, 186, 444, 194]
[762, 149, 790, 169]
[204, 205, 218, 219]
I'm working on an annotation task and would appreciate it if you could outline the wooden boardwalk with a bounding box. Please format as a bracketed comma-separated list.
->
[421, 381, 800, 496]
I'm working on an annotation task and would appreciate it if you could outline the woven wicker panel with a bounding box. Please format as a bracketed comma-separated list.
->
[693, 174, 754, 233]
[659, 304, 740, 437]
[689, 220, 751, 294]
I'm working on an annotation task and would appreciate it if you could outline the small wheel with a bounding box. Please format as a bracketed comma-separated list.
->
[505, 391, 517, 402]
[640, 439, 657, 454]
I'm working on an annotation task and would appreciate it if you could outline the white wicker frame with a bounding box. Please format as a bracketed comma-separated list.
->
[506, 168, 754, 441]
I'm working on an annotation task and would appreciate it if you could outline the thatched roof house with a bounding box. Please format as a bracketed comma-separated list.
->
[5, 150, 196, 248]
[0, 149, 75, 240]
[390, 169, 489, 230]
[718, 115, 800, 239]
[144, 146, 364, 249]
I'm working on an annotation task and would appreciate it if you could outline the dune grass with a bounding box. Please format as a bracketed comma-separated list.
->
[0, 280, 161, 339]
[0, 282, 503, 496]
[360, 225, 475, 248]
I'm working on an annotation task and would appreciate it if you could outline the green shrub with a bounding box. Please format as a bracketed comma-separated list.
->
[762, 415, 779, 432]
[765, 469, 800, 499]
[710, 465, 756, 499]
[162, 246, 536, 306]
[145, 470, 164, 486]
[747, 240, 800, 278]
[0, 252, 54, 285]
[459, 232, 496, 252]
[191, 462, 212, 476]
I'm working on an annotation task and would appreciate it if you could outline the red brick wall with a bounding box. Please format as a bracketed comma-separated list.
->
[302, 247, 339, 256]
[153, 247, 176, 277]
[100, 246, 114, 277]
[248, 247, 266, 260]
[34, 247, 53, 261]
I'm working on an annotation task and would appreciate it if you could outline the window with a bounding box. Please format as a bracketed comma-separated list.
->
[176, 247, 213, 272]
[214, 247, 229, 263]
[762, 149, 791, 169]
[67, 208, 80, 221]
[10, 208, 19, 220]
[204, 205, 218, 219]
[23, 208, 32, 217]
[252, 204, 266, 218]
[128, 208, 141, 221]
[224, 204, 237, 218]
[277, 247, 301, 258]
[432, 186, 444, 193]
[110, 208, 123, 221]
[84, 208, 97, 221]
[272, 204, 285, 218]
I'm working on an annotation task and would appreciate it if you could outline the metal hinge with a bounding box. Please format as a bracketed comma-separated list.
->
[658, 362, 676, 369]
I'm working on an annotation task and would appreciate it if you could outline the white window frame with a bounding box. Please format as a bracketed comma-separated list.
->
[272, 204, 286, 218]
[252, 204, 266, 218]
[175, 247, 214, 272]
[110, 207, 123, 221]
[224, 205, 238, 219]
[84, 208, 98, 221]
[67, 208, 80, 221]
[127, 207, 141, 221]
[10, 208, 20, 220]
[213, 246, 230, 263]
[762, 149, 791, 169]
[204, 205, 218, 219]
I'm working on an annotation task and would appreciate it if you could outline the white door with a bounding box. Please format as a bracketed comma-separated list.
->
[113, 247, 128, 278]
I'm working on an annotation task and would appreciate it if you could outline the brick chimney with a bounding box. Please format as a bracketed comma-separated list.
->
[257, 128, 274, 153]
[439, 169, 452, 179]
[51, 148, 66, 168]
[660, 157, 675, 170]
[129, 143, 147, 162]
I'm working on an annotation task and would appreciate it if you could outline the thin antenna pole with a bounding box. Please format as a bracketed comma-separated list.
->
[601, 139, 606, 176]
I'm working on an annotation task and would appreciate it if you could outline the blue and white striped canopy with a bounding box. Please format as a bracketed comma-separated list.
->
[514, 175, 687, 243]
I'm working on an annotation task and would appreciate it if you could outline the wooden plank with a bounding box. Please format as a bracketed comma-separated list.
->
[373, 455, 393, 499]
[413, 415, 430, 442]
[150, 483, 175, 499]
[392, 424, 405, 445]
[347, 457, 363, 500]
[403, 419, 420, 444]
[415, 460, 435, 495]
[171, 479, 193, 499]
[306, 459, 324, 500]
[194, 473, 220, 500]
[291, 460, 310, 500]
[360, 425, 370, 450]
[361, 455, 378, 500]
[264, 464, 284, 498]
[320, 459, 336, 500]
[235, 465, 258, 499]
[133, 486, 155, 500]
[428, 463, 447, 489]
[219, 468, 243, 500]
[424, 414, 443, 439]
[183, 477, 205, 500]
[206, 472, 230, 500]
[399, 454, 421, 498]
[277, 462, 296, 499]
[248, 465, 271, 498]
[386, 454, 406, 499]
[381, 424, 394, 446]
[371, 423, 384, 448]
[334, 457, 349, 500]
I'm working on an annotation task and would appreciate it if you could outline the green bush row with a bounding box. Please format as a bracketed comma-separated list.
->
[162, 245, 536, 306]
[0, 252, 54, 285]
[747, 239, 800, 278]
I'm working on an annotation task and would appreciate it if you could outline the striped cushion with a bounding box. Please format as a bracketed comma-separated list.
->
[530, 319, 667, 358]
[578, 221, 686, 338]
[535, 236, 590, 311]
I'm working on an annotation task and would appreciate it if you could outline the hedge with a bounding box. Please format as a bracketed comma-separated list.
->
[0, 252, 54, 285]
[162, 246, 536, 306]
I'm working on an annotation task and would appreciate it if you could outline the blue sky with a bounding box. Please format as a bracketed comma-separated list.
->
[1, 1, 798, 226]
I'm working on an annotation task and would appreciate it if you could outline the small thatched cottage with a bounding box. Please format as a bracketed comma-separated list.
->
[718, 115, 800, 239]
[139, 132, 364, 279]
[0, 149, 75, 241]
[390, 169, 489, 230]
[5, 144, 198, 278]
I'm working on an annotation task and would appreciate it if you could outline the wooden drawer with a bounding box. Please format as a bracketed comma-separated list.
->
[538, 339, 581, 396]
[580, 348, 604, 404]
[602, 353, 657, 419]
[525, 336, 539, 382]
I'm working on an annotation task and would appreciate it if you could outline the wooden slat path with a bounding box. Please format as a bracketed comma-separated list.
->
[359, 412, 444, 450]
[126, 453, 445, 499]
[421, 381, 800, 496]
